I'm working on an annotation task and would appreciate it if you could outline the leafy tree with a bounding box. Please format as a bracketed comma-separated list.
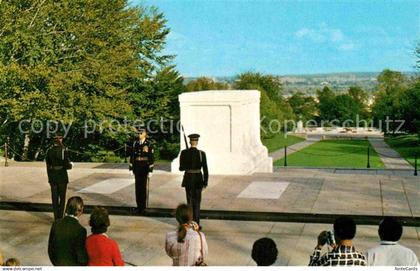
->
[317, 86, 336, 122]
[0, 0, 179, 161]
[234, 72, 294, 137]
[400, 78, 420, 135]
[185, 77, 229, 91]
[288, 92, 318, 122]
[371, 70, 408, 133]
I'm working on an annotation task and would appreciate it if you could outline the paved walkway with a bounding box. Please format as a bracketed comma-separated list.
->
[1, 210, 418, 266]
[368, 138, 413, 169]
[269, 136, 321, 161]
[1, 164, 419, 218]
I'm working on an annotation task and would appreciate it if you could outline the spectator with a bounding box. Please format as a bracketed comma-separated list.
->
[48, 196, 88, 266]
[0, 251, 4, 265]
[309, 216, 366, 266]
[86, 207, 124, 266]
[165, 204, 208, 266]
[365, 217, 419, 266]
[251, 238, 278, 266]
[5, 258, 20, 266]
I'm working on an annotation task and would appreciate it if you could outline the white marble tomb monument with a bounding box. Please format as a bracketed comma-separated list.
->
[171, 90, 273, 175]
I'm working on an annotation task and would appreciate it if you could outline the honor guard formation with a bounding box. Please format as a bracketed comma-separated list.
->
[27, 129, 417, 267]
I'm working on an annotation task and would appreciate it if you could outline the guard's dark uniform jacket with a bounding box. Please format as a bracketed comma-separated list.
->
[179, 147, 208, 224]
[130, 139, 154, 211]
[46, 145, 71, 220]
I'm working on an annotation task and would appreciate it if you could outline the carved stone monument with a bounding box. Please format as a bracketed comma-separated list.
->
[171, 90, 273, 175]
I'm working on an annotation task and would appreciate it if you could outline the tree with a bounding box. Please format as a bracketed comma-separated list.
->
[400, 78, 420, 135]
[371, 70, 408, 133]
[185, 77, 229, 92]
[317, 86, 337, 122]
[288, 92, 318, 122]
[0, 0, 178, 161]
[234, 72, 294, 137]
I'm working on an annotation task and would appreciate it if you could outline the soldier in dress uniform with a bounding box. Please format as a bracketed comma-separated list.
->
[179, 134, 208, 225]
[46, 134, 72, 220]
[129, 127, 154, 213]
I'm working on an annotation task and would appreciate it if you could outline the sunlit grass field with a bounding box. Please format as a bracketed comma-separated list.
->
[275, 139, 385, 168]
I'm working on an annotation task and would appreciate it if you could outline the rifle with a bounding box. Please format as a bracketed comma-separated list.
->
[181, 125, 189, 149]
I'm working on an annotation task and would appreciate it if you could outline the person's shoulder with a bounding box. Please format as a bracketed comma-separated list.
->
[165, 231, 178, 242]
[365, 244, 383, 254]
[108, 237, 121, 249]
[395, 244, 418, 255]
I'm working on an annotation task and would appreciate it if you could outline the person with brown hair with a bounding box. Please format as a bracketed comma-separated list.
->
[48, 196, 88, 266]
[85, 207, 124, 266]
[5, 258, 20, 266]
[165, 204, 208, 266]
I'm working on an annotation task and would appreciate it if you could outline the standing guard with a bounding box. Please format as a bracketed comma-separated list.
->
[179, 134, 208, 226]
[46, 134, 72, 220]
[129, 127, 154, 214]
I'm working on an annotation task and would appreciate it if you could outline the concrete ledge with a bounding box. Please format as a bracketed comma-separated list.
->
[1, 201, 419, 227]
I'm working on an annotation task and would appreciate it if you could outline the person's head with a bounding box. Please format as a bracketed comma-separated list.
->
[175, 204, 193, 243]
[333, 216, 356, 243]
[5, 258, 20, 266]
[378, 217, 403, 242]
[251, 238, 278, 266]
[65, 196, 84, 217]
[188, 134, 200, 147]
[89, 207, 110, 234]
[53, 134, 64, 146]
[138, 128, 147, 141]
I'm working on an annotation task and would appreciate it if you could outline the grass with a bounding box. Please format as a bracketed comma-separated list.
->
[262, 133, 305, 153]
[385, 134, 420, 166]
[274, 139, 385, 168]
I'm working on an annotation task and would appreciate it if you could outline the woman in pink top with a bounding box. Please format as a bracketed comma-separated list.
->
[85, 207, 124, 266]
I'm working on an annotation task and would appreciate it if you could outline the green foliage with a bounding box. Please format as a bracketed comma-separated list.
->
[234, 72, 295, 138]
[0, 0, 181, 161]
[185, 77, 229, 91]
[371, 69, 414, 133]
[316, 85, 369, 125]
[317, 86, 336, 122]
[288, 92, 318, 122]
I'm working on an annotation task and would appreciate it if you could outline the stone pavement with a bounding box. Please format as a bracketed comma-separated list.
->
[269, 136, 321, 161]
[0, 163, 419, 218]
[369, 138, 413, 170]
[0, 210, 418, 266]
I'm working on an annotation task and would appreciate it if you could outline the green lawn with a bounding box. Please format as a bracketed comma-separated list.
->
[274, 139, 385, 168]
[385, 134, 420, 166]
[262, 133, 305, 153]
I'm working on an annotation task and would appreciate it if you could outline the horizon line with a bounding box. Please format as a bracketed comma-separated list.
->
[181, 70, 417, 79]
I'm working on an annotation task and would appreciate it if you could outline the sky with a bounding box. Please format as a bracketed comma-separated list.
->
[133, 0, 419, 77]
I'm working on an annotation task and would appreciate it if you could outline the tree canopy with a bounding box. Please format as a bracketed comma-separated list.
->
[0, 0, 182, 161]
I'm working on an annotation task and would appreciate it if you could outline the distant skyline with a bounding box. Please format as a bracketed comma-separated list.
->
[134, 0, 419, 77]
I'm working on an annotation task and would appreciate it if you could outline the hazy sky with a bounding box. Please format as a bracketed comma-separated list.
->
[133, 0, 419, 76]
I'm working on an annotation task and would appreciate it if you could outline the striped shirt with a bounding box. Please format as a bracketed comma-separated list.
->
[309, 245, 367, 266]
[165, 227, 208, 266]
